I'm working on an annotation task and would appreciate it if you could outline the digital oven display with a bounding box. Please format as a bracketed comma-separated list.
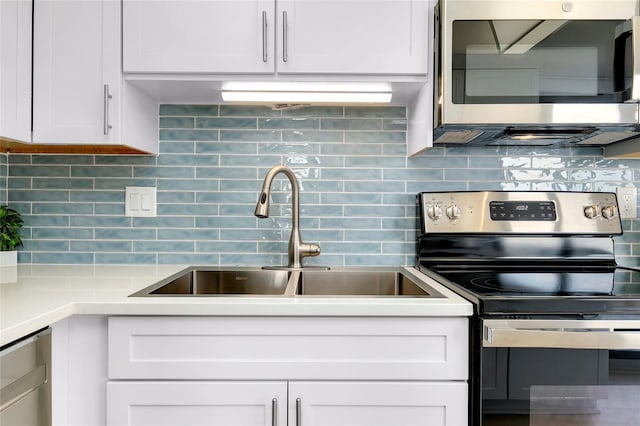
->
[490, 201, 556, 221]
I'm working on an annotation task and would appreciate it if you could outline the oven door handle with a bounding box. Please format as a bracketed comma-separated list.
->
[484, 320, 640, 350]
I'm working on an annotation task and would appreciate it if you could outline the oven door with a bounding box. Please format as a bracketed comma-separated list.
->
[480, 319, 640, 426]
[440, 0, 640, 126]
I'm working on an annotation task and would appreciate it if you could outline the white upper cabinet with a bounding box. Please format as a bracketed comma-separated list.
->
[33, 0, 121, 144]
[32, 0, 158, 153]
[123, 0, 276, 74]
[122, 0, 428, 75]
[277, 0, 428, 75]
[0, 0, 32, 143]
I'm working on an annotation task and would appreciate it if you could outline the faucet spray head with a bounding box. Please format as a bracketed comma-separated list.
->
[254, 191, 270, 218]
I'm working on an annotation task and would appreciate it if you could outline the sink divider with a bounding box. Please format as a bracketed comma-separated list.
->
[284, 270, 301, 296]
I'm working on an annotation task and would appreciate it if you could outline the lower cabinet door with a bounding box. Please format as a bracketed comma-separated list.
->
[289, 381, 467, 426]
[106, 381, 287, 426]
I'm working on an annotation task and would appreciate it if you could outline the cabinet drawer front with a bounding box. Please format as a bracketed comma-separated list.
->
[108, 316, 467, 380]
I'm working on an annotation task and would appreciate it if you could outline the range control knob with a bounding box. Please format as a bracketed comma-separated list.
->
[583, 205, 599, 219]
[601, 205, 618, 219]
[427, 205, 443, 220]
[446, 204, 461, 220]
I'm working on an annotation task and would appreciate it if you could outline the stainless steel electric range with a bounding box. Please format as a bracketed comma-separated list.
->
[417, 191, 640, 426]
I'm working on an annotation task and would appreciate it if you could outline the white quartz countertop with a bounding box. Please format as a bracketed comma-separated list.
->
[0, 264, 473, 347]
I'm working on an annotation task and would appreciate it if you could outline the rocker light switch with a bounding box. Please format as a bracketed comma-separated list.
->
[125, 187, 157, 217]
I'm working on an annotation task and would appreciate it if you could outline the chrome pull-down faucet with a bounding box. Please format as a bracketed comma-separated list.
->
[255, 165, 321, 268]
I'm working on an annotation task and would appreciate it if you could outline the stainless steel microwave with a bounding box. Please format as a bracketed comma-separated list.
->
[434, 0, 640, 146]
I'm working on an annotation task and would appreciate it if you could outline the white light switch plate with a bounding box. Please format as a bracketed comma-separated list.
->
[125, 187, 157, 217]
[616, 187, 637, 219]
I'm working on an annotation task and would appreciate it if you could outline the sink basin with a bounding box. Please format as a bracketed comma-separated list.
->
[295, 269, 438, 297]
[130, 267, 444, 298]
[130, 268, 291, 296]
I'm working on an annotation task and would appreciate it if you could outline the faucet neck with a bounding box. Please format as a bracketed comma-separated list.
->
[261, 165, 299, 229]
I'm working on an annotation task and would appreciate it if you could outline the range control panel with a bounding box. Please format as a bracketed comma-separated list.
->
[489, 201, 557, 221]
[419, 191, 623, 235]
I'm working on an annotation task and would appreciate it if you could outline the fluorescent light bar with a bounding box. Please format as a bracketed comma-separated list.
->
[221, 81, 393, 104]
[222, 81, 392, 92]
[222, 91, 392, 103]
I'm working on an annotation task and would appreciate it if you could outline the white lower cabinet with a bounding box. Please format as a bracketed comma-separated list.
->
[105, 316, 469, 426]
[106, 381, 466, 426]
[289, 381, 467, 426]
[107, 381, 287, 426]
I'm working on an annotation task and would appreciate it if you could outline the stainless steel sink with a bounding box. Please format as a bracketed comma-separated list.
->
[130, 267, 444, 298]
[130, 268, 291, 296]
[295, 269, 439, 297]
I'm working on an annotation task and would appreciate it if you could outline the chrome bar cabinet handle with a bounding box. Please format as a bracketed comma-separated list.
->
[103, 84, 113, 135]
[282, 11, 288, 62]
[271, 398, 277, 426]
[262, 11, 268, 62]
[296, 397, 301, 426]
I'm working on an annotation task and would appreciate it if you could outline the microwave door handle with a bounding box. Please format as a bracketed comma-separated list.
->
[613, 17, 640, 102]
[631, 16, 640, 101]
[484, 325, 640, 350]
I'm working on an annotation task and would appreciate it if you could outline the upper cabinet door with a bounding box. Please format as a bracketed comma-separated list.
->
[32, 0, 121, 144]
[0, 0, 32, 143]
[277, 0, 428, 75]
[123, 0, 275, 74]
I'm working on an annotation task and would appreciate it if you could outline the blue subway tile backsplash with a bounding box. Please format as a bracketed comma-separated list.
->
[4, 105, 640, 267]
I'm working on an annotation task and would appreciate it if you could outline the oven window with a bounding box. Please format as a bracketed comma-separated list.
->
[482, 348, 640, 425]
[530, 385, 639, 426]
[451, 20, 631, 104]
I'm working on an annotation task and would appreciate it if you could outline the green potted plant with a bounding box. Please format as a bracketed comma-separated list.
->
[0, 205, 23, 268]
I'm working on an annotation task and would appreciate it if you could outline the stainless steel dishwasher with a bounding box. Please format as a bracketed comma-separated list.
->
[0, 328, 51, 426]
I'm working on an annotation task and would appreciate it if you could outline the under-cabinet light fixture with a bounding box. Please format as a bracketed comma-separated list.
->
[221, 82, 393, 104]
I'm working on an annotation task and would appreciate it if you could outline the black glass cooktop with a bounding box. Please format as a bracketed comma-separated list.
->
[436, 268, 617, 296]
[420, 265, 640, 316]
